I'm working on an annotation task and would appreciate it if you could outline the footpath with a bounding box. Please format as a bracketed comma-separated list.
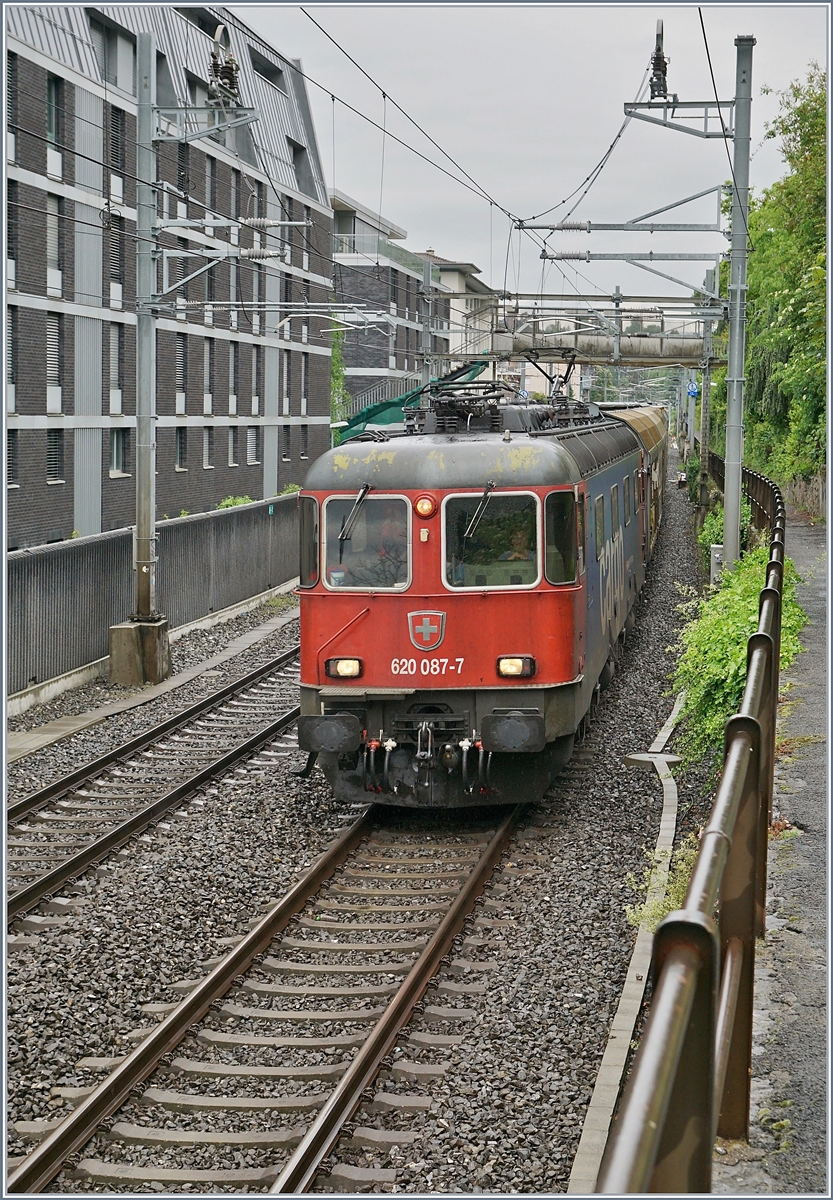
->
[713, 510, 827, 1194]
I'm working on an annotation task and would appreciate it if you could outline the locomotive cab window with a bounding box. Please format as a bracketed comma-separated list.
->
[624, 475, 631, 525]
[595, 494, 605, 560]
[299, 495, 319, 587]
[576, 494, 586, 575]
[611, 484, 620, 536]
[444, 492, 539, 589]
[323, 495, 409, 590]
[544, 491, 577, 583]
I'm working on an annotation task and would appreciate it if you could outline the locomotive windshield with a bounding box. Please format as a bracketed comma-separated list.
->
[445, 493, 539, 588]
[324, 496, 409, 590]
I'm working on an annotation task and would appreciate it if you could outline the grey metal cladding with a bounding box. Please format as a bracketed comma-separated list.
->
[74, 316, 103, 415]
[5, 6, 99, 77]
[75, 88, 104, 194]
[287, 59, 326, 200]
[73, 428, 103, 537]
[7, 4, 329, 207]
[75, 204, 103, 306]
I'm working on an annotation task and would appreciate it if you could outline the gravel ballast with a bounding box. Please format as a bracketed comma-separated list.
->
[7, 599, 300, 801]
[8, 466, 709, 1192]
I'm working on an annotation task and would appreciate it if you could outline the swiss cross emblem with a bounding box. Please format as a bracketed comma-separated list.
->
[407, 610, 446, 652]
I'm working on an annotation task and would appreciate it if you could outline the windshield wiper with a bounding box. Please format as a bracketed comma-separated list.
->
[338, 482, 372, 542]
[464, 480, 496, 539]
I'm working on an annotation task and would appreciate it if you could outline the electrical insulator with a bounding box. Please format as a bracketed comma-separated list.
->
[649, 20, 669, 100]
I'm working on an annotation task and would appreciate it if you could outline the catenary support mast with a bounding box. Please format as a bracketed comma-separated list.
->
[723, 36, 755, 567]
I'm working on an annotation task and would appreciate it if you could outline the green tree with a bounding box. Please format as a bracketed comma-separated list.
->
[737, 65, 826, 481]
[330, 322, 351, 446]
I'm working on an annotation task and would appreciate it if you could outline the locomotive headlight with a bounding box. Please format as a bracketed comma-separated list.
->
[415, 494, 438, 519]
[325, 657, 363, 679]
[497, 656, 536, 678]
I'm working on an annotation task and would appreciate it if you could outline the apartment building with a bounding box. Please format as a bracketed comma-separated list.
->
[330, 190, 451, 408]
[417, 252, 497, 368]
[6, 5, 333, 549]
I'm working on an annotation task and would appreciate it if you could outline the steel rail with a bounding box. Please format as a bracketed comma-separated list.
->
[271, 802, 526, 1194]
[7, 703, 301, 921]
[8, 643, 301, 822]
[6, 807, 376, 1195]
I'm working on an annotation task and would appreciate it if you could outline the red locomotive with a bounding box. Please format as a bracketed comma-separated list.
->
[297, 382, 667, 807]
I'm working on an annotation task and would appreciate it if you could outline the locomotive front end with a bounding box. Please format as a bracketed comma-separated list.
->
[297, 429, 588, 808]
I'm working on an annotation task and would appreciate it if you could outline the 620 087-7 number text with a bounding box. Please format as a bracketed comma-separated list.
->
[391, 657, 465, 676]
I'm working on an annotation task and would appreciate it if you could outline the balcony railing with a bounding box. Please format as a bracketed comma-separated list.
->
[333, 234, 439, 280]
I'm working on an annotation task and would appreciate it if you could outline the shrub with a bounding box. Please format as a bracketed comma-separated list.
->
[697, 501, 754, 568]
[686, 455, 700, 503]
[672, 544, 805, 763]
[216, 495, 254, 509]
[281, 483, 301, 494]
[625, 833, 702, 932]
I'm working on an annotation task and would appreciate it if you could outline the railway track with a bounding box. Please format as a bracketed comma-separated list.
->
[7, 646, 301, 922]
[8, 803, 524, 1194]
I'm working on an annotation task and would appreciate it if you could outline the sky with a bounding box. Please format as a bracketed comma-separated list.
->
[234, 3, 827, 298]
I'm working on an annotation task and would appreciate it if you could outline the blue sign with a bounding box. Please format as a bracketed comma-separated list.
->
[687, 382, 699, 397]
[519, 389, 529, 399]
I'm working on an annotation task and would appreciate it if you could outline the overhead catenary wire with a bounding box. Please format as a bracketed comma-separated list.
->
[518, 67, 651, 222]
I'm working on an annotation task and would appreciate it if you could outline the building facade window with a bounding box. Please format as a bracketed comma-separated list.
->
[231, 168, 241, 219]
[175, 332, 187, 413]
[7, 429, 19, 485]
[247, 426, 259, 465]
[252, 262, 261, 333]
[205, 155, 216, 211]
[109, 322, 123, 413]
[46, 313, 62, 413]
[203, 337, 214, 413]
[90, 18, 117, 84]
[251, 344, 261, 415]
[175, 425, 187, 469]
[46, 74, 61, 144]
[47, 429, 64, 482]
[282, 271, 292, 335]
[281, 425, 290, 461]
[7, 52, 18, 162]
[7, 306, 17, 412]
[301, 352, 309, 416]
[229, 261, 238, 329]
[203, 426, 214, 468]
[46, 195, 61, 296]
[46, 75, 63, 179]
[109, 213, 124, 307]
[108, 106, 125, 171]
[109, 427, 127, 475]
[177, 141, 189, 205]
[300, 424, 308, 459]
[229, 340, 239, 413]
[302, 205, 311, 269]
[7, 181, 17, 287]
[282, 348, 291, 415]
[228, 426, 238, 466]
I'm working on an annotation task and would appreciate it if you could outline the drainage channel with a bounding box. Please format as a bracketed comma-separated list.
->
[7, 647, 300, 922]
[8, 803, 524, 1194]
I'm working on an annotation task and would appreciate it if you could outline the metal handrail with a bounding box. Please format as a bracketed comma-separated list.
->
[597, 459, 785, 1192]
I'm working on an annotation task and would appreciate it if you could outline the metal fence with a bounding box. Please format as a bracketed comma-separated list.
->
[597, 458, 785, 1192]
[7, 496, 298, 695]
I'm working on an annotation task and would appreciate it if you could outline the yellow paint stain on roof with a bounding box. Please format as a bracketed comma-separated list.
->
[507, 445, 541, 470]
